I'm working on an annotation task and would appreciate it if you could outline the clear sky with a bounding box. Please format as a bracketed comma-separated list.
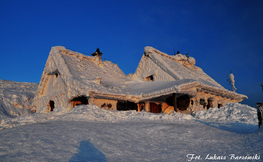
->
[1, 0, 263, 107]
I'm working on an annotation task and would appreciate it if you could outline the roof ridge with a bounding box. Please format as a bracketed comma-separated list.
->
[145, 46, 185, 61]
[55, 47, 95, 62]
[50, 47, 73, 77]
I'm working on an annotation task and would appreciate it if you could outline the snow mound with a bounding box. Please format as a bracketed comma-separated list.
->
[193, 102, 258, 125]
[57, 104, 194, 122]
[0, 104, 194, 129]
[0, 80, 38, 119]
[193, 102, 259, 134]
[0, 102, 259, 134]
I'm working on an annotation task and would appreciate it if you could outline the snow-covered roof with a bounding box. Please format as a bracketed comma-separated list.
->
[135, 46, 223, 88]
[35, 46, 247, 103]
[132, 46, 247, 101]
[40, 46, 130, 99]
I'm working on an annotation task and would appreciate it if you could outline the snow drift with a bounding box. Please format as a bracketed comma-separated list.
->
[0, 80, 38, 119]
[194, 102, 258, 124]
[0, 102, 258, 133]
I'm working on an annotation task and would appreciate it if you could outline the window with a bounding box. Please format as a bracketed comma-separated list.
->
[117, 101, 137, 111]
[146, 75, 154, 81]
[55, 73, 59, 78]
[70, 96, 89, 108]
[200, 99, 205, 105]
[101, 103, 112, 109]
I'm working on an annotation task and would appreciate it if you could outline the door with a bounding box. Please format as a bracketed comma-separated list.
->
[49, 100, 55, 111]
[177, 95, 190, 111]
[150, 103, 161, 113]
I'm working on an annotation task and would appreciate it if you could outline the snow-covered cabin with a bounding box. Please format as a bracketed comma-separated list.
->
[32, 46, 247, 114]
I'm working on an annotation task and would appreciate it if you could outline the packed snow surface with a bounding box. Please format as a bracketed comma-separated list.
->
[0, 102, 262, 161]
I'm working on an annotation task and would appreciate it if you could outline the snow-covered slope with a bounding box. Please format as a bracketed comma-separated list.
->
[193, 103, 258, 134]
[0, 80, 38, 119]
[0, 103, 261, 161]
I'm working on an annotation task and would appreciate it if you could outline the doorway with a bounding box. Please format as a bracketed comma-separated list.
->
[177, 95, 190, 111]
[49, 100, 55, 111]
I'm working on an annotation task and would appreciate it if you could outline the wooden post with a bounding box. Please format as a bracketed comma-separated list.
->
[145, 102, 150, 112]
[138, 102, 145, 112]
[173, 93, 177, 112]
[257, 103, 263, 128]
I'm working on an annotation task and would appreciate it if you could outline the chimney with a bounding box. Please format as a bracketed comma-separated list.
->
[92, 48, 103, 65]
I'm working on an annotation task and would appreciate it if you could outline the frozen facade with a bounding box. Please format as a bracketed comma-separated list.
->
[32, 46, 247, 114]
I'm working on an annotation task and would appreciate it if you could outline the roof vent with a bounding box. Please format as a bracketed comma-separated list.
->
[92, 48, 103, 65]
[92, 48, 103, 56]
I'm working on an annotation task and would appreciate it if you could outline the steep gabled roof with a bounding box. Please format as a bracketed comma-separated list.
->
[132, 46, 247, 101]
[34, 46, 132, 102]
[135, 46, 223, 88]
[46, 46, 127, 81]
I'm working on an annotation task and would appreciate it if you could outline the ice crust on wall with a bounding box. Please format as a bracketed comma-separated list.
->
[0, 80, 38, 119]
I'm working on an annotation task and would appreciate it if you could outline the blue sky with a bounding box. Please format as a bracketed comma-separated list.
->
[1, 0, 263, 107]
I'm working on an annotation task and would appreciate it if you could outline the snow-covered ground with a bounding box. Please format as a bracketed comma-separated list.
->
[0, 102, 262, 161]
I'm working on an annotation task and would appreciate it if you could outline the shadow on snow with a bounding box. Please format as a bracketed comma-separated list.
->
[197, 120, 258, 134]
[69, 140, 107, 162]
